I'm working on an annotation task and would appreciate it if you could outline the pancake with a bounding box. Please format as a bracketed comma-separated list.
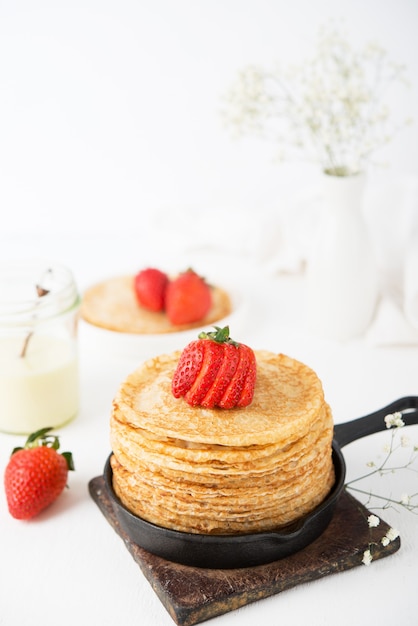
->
[81, 274, 232, 334]
[109, 350, 335, 535]
[111, 454, 334, 533]
[110, 402, 331, 473]
[113, 351, 325, 446]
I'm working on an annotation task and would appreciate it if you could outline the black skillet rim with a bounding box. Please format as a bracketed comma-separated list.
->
[102, 442, 345, 560]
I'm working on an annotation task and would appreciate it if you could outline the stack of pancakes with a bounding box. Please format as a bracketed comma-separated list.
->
[110, 350, 335, 535]
[81, 275, 232, 334]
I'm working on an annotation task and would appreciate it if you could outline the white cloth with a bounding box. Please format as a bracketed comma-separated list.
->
[404, 223, 418, 330]
[151, 172, 418, 345]
[365, 174, 418, 345]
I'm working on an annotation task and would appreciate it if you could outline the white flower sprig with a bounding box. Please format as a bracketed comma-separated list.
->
[344, 411, 418, 565]
[362, 515, 400, 566]
[346, 411, 418, 516]
[222, 22, 411, 176]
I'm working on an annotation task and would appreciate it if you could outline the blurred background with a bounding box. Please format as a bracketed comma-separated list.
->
[0, 0, 417, 289]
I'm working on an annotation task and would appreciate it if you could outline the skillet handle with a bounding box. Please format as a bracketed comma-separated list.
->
[333, 396, 418, 448]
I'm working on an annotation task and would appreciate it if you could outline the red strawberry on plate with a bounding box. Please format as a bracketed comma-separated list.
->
[172, 326, 257, 409]
[134, 267, 169, 312]
[4, 427, 75, 520]
[165, 269, 212, 325]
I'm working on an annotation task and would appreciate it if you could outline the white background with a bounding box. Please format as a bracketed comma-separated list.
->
[0, 2, 418, 626]
[1, 0, 417, 252]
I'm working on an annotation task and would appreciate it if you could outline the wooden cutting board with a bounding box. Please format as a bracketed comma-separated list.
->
[89, 475, 400, 626]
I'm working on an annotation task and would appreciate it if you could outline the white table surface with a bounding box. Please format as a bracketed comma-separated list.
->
[0, 233, 417, 626]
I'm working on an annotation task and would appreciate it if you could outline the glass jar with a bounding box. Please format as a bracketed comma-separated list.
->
[0, 260, 80, 434]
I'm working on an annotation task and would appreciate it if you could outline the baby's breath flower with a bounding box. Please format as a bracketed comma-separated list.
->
[367, 514, 380, 528]
[384, 412, 405, 429]
[222, 22, 410, 174]
[387, 528, 399, 541]
[400, 493, 410, 505]
[362, 549, 373, 566]
[381, 527, 400, 546]
[345, 411, 417, 554]
[401, 436, 410, 448]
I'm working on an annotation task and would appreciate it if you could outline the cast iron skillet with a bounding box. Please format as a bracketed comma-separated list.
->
[103, 396, 418, 569]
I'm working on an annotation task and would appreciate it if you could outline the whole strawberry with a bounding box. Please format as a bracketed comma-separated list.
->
[165, 269, 212, 325]
[172, 326, 257, 409]
[4, 427, 74, 520]
[134, 267, 169, 312]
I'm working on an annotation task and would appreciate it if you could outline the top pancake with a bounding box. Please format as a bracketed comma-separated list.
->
[80, 274, 232, 334]
[113, 350, 326, 447]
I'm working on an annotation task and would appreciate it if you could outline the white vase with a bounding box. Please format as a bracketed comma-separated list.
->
[305, 172, 379, 341]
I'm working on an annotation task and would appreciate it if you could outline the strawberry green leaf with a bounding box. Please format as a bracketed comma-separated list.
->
[62, 452, 75, 471]
[25, 426, 53, 446]
[198, 326, 239, 347]
[11, 446, 23, 456]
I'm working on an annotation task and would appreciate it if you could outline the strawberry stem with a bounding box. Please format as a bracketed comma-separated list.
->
[198, 326, 239, 346]
[11, 426, 75, 470]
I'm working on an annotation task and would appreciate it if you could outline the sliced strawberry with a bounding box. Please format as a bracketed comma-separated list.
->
[236, 346, 257, 407]
[184, 340, 224, 406]
[172, 340, 205, 398]
[172, 327, 257, 410]
[218, 344, 255, 409]
[200, 342, 240, 408]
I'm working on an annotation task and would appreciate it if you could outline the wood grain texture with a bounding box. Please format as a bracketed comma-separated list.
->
[89, 475, 400, 626]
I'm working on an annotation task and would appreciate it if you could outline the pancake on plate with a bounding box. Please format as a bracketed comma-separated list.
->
[81, 275, 232, 334]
